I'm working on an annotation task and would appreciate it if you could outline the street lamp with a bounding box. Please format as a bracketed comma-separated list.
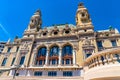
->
[12, 65, 21, 79]
[0, 65, 21, 79]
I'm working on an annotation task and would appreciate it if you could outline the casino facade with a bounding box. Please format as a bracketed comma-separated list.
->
[0, 3, 120, 80]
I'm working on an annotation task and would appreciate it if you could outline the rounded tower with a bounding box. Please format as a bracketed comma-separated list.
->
[28, 9, 42, 31]
[76, 3, 92, 27]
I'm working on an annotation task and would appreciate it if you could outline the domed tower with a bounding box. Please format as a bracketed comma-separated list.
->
[28, 9, 42, 31]
[76, 3, 92, 28]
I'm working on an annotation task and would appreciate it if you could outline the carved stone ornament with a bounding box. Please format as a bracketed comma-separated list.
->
[20, 42, 29, 54]
[84, 38, 91, 45]
[21, 42, 29, 50]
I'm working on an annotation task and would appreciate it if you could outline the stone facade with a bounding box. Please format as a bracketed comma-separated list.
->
[0, 3, 120, 80]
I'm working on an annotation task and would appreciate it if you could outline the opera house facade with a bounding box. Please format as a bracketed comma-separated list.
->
[0, 3, 120, 80]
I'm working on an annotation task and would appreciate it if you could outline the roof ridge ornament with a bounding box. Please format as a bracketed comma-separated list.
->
[34, 9, 41, 16]
[78, 2, 84, 8]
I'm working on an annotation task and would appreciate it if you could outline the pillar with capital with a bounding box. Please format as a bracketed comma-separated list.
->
[73, 48, 77, 66]
[45, 49, 49, 66]
[58, 48, 62, 66]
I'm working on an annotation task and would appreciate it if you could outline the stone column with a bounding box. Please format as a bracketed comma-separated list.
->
[58, 48, 62, 66]
[45, 50, 49, 66]
[73, 49, 76, 66]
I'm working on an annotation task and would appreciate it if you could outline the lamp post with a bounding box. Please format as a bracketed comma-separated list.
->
[12, 65, 21, 79]
[0, 65, 21, 79]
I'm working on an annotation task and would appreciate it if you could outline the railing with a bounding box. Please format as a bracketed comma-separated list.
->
[84, 47, 120, 69]
[98, 46, 120, 51]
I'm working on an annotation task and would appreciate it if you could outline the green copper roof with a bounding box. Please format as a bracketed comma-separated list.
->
[44, 24, 76, 30]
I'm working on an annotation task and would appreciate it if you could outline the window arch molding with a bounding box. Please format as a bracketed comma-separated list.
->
[37, 46, 47, 57]
[51, 26, 59, 35]
[41, 28, 48, 36]
[36, 44, 48, 50]
[49, 43, 60, 50]
[63, 25, 71, 34]
[61, 42, 74, 49]
[49, 43, 60, 56]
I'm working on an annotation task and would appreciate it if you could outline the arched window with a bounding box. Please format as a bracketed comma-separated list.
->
[49, 46, 59, 65]
[37, 47, 47, 57]
[62, 45, 73, 65]
[50, 46, 59, 56]
[62, 45, 73, 56]
[36, 47, 47, 66]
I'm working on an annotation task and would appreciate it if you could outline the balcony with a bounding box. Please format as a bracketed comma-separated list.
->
[62, 54, 72, 59]
[36, 55, 46, 60]
[84, 47, 120, 80]
[82, 44, 95, 49]
[98, 46, 120, 51]
[49, 54, 59, 60]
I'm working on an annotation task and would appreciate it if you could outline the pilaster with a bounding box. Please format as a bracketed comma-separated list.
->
[58, 48, 62, 66]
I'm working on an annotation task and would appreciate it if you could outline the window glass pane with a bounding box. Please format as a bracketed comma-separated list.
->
[50, 46, 59, 56]
[62, 45, 72, 56]
[39, 60, 42, 65]
[66, 59, 70, 64]
[7, 47, 11, 53]
[34, 71, 42, 76]
[16, 47, 19, 52]
[63, 71, 72, 76]
[11, 58, 15, 66]
[20, 56, 25, 65]
[52, 59, 56, 65]
[1, 58, 7, 66]
[38, 47, 47, 57]
[111, 40, 117, 47]
[48, 71, 57, 76]
[97, 41, 103, 48]
[86, 54, 91, 58]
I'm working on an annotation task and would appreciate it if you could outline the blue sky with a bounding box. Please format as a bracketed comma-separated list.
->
[0, 0, 120, 41]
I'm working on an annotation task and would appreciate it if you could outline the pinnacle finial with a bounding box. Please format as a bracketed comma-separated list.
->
[78, 2, 84, 8]
[34, 9, 41, 16]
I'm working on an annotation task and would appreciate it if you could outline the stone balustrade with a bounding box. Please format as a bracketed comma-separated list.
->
[84, 47, 120, 69]
[84, 47, 120, 80]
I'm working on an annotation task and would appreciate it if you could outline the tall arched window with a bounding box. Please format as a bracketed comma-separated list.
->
[37, 47, 47, 57]
[49, 46, 59, 65]
[36, 47, 47, 66]
[62, 45, 72, 56]
[50, 46, 59, 56]
[62, 45, 73, 65]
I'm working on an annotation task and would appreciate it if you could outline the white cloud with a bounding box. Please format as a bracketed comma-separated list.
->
[0, 23, 11, 39]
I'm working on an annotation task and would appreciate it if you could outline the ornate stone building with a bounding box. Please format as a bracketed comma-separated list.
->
[0, 3, 120, 80]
